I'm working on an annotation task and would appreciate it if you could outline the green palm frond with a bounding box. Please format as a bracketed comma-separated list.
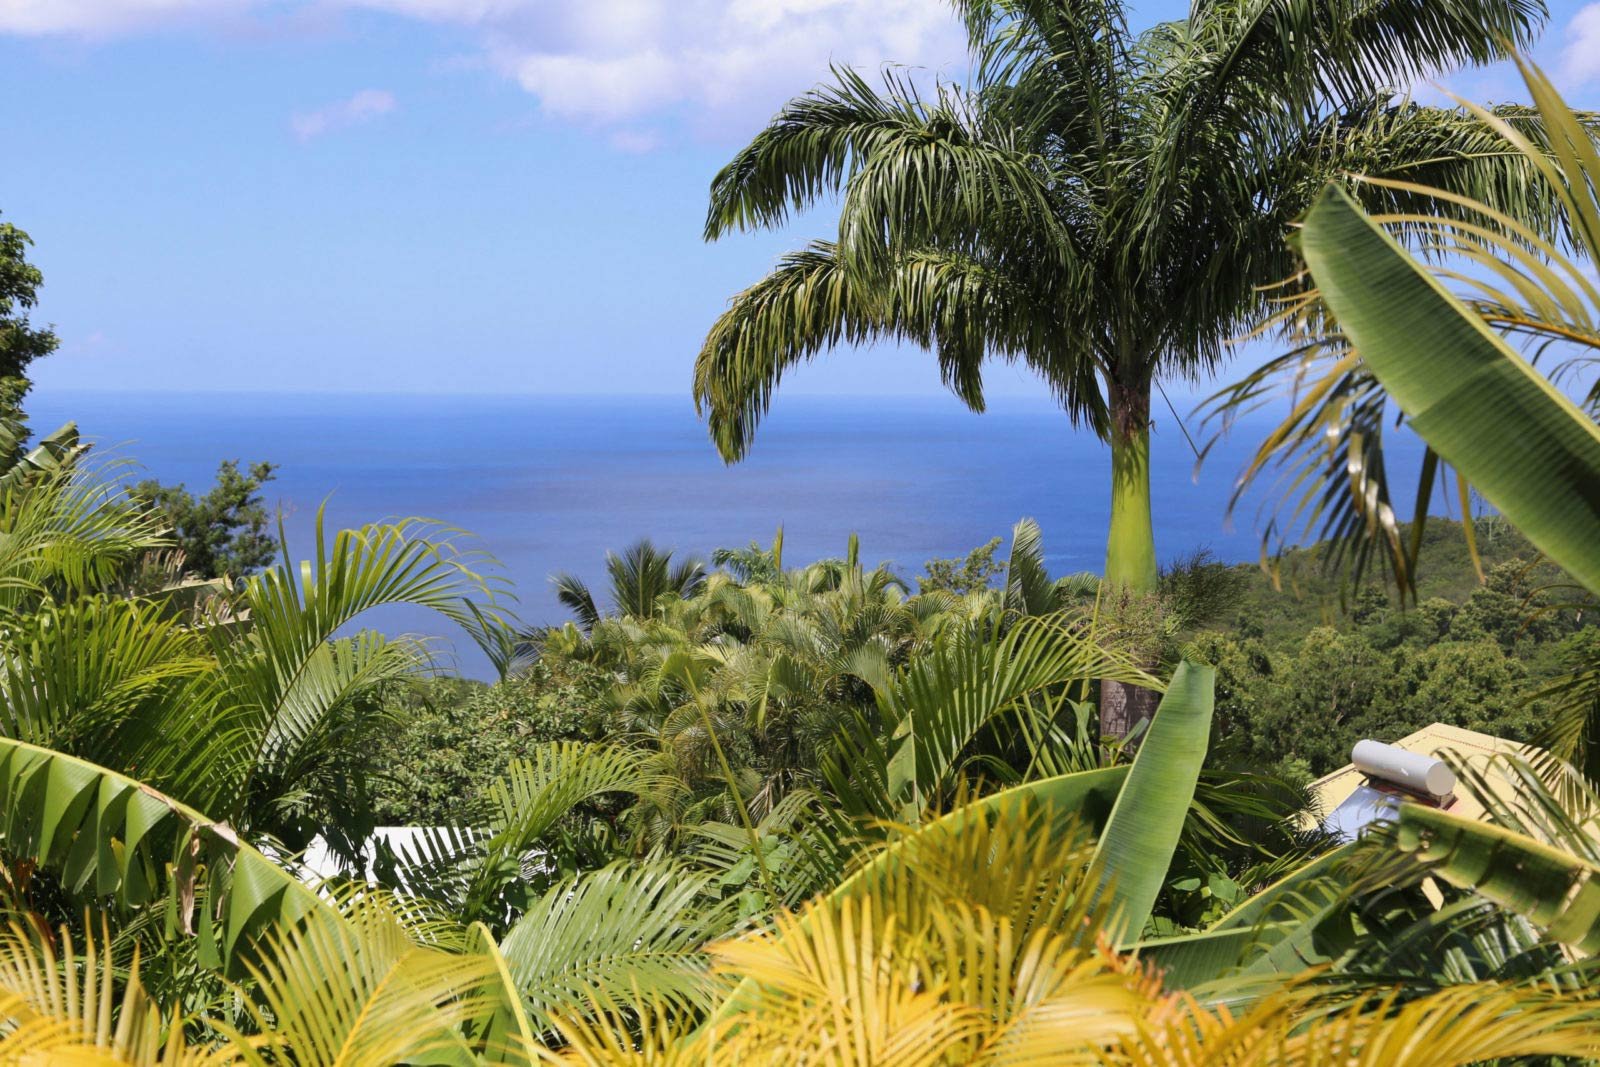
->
[237, 896, 496, 1067]
[0, 460, 169, 610]
[0, 595, 212, 754]
[496, 860, 738, 1034]
[705, 65, 1064, 255]
[383, 742, 674, 928]
[879, 612, 1156, 820]
[210, 508, 514, 822]
[695, 241, 1103, 462]
[550, 572, 599, 632]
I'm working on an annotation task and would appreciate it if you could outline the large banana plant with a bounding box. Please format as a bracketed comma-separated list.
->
[1288, 60, 1600, 954]
[1201, 56, 1600, 602]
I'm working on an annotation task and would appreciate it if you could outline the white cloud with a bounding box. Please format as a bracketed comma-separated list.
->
[2, 0, 965, 146]
[1562, 4, 1600, 90]
[508, 49, 682, 123]
[290, 88, 397, 141]
[0, 0, 237, 35]
[533, 0, 959, 138]
[345, 0, 966, 139]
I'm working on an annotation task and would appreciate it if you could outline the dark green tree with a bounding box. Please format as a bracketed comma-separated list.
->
[0, 216, 58, 382]
[918, 536, 1004, 595]
[0, 215, 60, 447]
[132, 459, 279, 580]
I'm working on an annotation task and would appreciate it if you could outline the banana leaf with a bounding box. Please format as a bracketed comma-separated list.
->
[1298, 183, 1600, 597]
[1134, 843, 1355, 987]
[1093, 660, 1215, 942]
[1397, 803, 1600, 953]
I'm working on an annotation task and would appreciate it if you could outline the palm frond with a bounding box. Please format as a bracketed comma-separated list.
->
[694, 241, 1103, 462]
[0, 735, 347, 977]
[496, 860, 737, 1034]
[384, 742, 674, 928]
[0, 917, 238, 1065]
[238, 896, 495, 1067]
[550, 572, 599, 632]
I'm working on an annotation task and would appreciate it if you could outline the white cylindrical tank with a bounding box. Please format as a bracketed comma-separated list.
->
[1351, 740, 1456, 798]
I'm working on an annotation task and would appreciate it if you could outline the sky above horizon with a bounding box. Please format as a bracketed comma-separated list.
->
[6, 0, 1600, 402]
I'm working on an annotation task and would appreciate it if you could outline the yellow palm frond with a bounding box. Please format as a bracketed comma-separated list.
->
[1108, 981, 1600, 1066]
[237, 897, 497, 1067]
[0, 918, 244, 1065]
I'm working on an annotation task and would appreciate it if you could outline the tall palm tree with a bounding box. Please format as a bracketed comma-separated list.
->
[696, 0, 1556, 735]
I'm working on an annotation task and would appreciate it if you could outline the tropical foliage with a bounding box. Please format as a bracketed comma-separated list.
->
[0, 212, 57, 430]
[10, 19, 1600, 1067]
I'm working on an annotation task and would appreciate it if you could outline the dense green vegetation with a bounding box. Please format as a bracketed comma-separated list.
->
[371, 517, 1591, 827]
[0, 212, 57, 428]
[7, 9, 1600, 1064]
[1200, 521, 1591, 777]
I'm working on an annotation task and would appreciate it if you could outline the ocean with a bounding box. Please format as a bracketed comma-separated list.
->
[28, 390, 1428, 678]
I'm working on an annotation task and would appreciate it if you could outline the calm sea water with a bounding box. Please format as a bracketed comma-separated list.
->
[29, 391, 1428, 678]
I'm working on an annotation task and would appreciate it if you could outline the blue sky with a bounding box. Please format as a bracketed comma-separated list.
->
[4, 0, 1599, 399]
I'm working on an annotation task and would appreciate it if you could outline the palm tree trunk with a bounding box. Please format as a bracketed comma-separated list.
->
[1104, 381, 1158, 593]
[1100, 377, 1160, 741]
